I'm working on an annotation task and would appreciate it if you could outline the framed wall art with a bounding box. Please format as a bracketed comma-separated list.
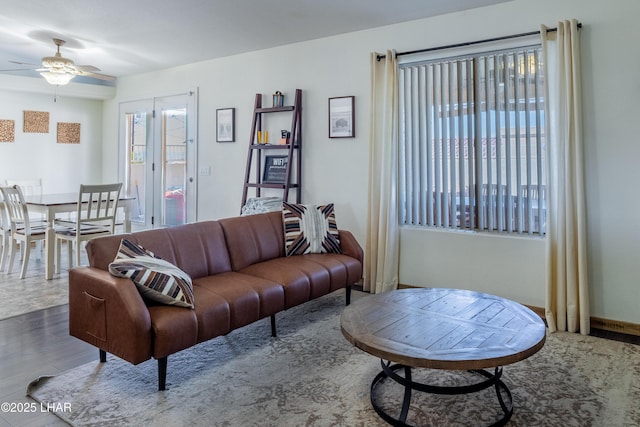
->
[263, 155, 288, 183]
[23, 110, 50, 133]
[328, 96, 354, 138]
[57, 122, 81, 144]
[0, 119, 15, 142]
[216, 108, 235, 142]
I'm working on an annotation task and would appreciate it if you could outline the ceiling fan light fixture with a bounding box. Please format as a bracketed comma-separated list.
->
[40, 70, 75, 85]
[42, 54, 75, 70]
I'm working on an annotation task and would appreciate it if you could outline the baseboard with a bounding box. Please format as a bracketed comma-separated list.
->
[397, 284, 640, 337]
[520, 309, 640, 337]
[591, 316, 640, 337]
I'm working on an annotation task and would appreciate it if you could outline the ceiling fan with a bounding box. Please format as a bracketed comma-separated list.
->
[6, 38, 115, 85]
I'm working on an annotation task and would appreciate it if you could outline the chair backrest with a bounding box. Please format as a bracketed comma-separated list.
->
[0, 185, 33, 234]
[76, 183, 123, 232]
[0, 191, 8, 233]
[5, 179, 43, 198]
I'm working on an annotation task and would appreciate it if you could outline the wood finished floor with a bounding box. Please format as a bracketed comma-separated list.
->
[1, 267, 638, 426]
[0, 305, 96, 426]
[0, 244, 97, 426]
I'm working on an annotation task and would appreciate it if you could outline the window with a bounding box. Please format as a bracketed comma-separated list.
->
[398, 44, 546, 235]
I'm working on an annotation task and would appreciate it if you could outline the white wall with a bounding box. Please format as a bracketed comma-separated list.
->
[0, 83, 105, 192]
[98, 0, 640, 324]
[102, 44, 372, 233]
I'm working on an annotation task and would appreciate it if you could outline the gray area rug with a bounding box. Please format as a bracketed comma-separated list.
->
[28, 290, 640, 426]
[0, 257, 70, 320]
[0, 245, 97, 320]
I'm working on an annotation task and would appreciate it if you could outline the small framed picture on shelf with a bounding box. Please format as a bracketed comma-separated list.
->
[216, 108, 235, 142]
[328, 96, 354, 138]
[263, 155, 288, 183]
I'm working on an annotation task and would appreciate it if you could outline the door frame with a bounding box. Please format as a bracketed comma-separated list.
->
[118, 89, 198, 228]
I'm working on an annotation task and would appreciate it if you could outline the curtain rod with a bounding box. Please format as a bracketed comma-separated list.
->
[376, 23, 582, 61]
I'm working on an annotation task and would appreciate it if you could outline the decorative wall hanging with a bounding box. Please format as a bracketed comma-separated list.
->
[57, 122, 81, 144]
[23, 111, 50, 133]
[328, 96, 355, 138]
[263, 155, 288, 183]
[216, 108, 235, 142]
[0, 119, 15, 142]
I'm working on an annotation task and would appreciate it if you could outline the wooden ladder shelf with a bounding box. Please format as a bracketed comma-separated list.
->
[241, 89, 302, 211]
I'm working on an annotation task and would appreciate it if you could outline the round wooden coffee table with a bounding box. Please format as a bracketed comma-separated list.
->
[340, 288, 546, 426]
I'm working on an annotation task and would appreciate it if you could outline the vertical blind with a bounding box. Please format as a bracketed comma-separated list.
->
[398, 45, 546, 235]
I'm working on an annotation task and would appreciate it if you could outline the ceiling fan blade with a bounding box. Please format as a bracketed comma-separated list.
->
[0, 68, 38, 72]
[9, 60, 40, 66]
[76, 69, 116, 81]
[4, 39, 116, 83]
[75, 64, 102, 72]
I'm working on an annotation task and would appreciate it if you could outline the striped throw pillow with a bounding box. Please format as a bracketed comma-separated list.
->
[282, 202, 341, 256]
[108, 239, 195, 309]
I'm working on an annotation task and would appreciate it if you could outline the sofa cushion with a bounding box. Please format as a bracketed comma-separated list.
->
[282, 202, 341, 256]
[241, 255, 361, 309]
[108, 239, 195, 309]
[86, 221, 233, 278]
[193, 272, 284, 340]
[219, 211, 285, 271]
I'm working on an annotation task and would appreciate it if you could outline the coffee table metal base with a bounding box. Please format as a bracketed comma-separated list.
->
[371, 360, 513, 427]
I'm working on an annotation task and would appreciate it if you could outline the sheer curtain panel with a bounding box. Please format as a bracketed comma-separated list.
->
[364, 50, 400, 294]
[541, 20, 589, 334]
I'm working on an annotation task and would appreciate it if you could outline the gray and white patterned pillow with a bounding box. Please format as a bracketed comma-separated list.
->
[108, 239, 195, 309]
[282, 202, 341, 256]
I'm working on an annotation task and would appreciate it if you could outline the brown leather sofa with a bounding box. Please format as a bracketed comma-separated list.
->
[68, 211, 363, 390]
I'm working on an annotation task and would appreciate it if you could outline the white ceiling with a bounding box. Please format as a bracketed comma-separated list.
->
[0, 0, 510, 85]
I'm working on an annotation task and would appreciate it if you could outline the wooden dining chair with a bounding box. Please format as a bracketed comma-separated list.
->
[0, 193, 10, 272]
[0, 185, 47, 279]
[54, 183, 123, 271]
[5, 178, 47, 255]
[4, 179, 43, 198]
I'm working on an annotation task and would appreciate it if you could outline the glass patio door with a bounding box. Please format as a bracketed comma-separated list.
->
[122, 100, 151, 226]
[121, 91, 197, 228]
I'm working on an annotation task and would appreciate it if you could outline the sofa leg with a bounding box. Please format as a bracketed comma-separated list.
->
[271, 315, 277, 337]
[158, 357, 167, 391]
[346, 285, 352, 306]
[99, 349, 106, 363]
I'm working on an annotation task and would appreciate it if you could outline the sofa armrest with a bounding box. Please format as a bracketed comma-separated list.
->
[338, 230, 364, 264]
[69, 267, 153, 365]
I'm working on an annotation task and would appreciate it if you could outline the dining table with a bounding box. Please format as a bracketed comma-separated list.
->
[24, 192, 135, 280]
